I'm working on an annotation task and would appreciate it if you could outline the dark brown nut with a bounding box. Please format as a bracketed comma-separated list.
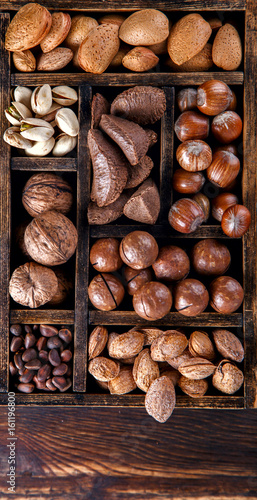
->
[24, 211, 78, 266]
[209, 276, 244, 314]
[88, 129, 128, 208]
[38, 350, 48, 363]
[178, 357, 215, 380]
[110, 86, 166, 126]
[48, 269, 73, 306]
[206, 151, 240, 189]
[211, 111, 242, 144]
[60, 349, 72, 363]
[125, 156, 154, 190]
[88, 273, 125, 311]
[24, 359, 42, 370]
[100, 114, 149, 166]
[133, 348, 160, 392]
[167, 348, 194, 370]
[133, 282, 172, 321]
[178, 376, 208, 397]
[196, 80, 233, 116]
[22, 348, 37, 362]
[24, 333, 36, 349]
[212, 192, 238, 222]
[212, 360, 244, 394]
[14, 352, 24, 371]
[212, 329, 244, 362]
[52, 363, 68, 376]
[120, 231, 159, 270]
[174, 279, 209, 316]
[40, 325, 59, 337]
[17, 383, 34, 393]
[108, 366, 137, 395]
[176, 140, 212, 172]
[168, 198, 205, 234]
[58, 328, 72, 344]
[48, 349, 61, 367]
[52, 376, 69, 391]
[91, 93, 110, 129]
[145, 376, 176, 423]
[192, 193, 210, 222]
[108, 330, 144, 359]
[191, 239, 231, 276]
[47, 336, 63, 350]
[9, 362, 18, 377]
[172, 169, 205, 194]
[37, 363, 52, 382]
[88, 326, 108, 360]
[87, 192, 131, 225]
[152, 245, 190, 283]
[177, 88, 197, 113]
[189, 331, 215, 360]
[36, 336, 47, 351]
[22, 173, 73, 218]
[123, 178, 160, 224]
[10, 336, 23, 352]
[90, 238, 122, 272]
[10, 324, 22, 336]
[9, 262, 58, 308]
[221, 204, 251, 238]
[151, 331, 188, 362]
[145, 130, 158, 149]
[5, 3, 52, 51]
[19, 368, 36, 384]
[174, 111, 209, 142]
[88, 356, 120, 382]
[33, 375, 50, 391]
[124, 266, 152, 295]
[45, 378, 57, 391]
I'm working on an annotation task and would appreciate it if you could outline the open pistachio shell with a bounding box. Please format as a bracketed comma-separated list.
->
[52, 133, 77, 156]
[20, 118, 55, 141]
[31, 84, 52, 116]
[5, 101, 32, 126]
[13, 87, 33, 111]
[4, 126, 33, 149]
[35, 102, 62, 122]
[25, 137, 55, 156]
[52, 86, 78, 106]
[55, 108, 79, 137]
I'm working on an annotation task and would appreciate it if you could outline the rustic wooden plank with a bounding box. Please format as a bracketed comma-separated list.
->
[10, 310, 75, 324]
[0, 14, 10, 393]
[11, 72, 244, 87]
[11, 157, 77, 171]
[89, 311, 243, 327]
[0, 0, 246, 10]
[243, 0, 257, 408]
[90, 224, 232, 239]
[73, 85, 91, 392]
[159, 87, 174, 223]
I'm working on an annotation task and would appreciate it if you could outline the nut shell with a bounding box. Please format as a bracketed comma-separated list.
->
[145, 375, 176, 423]
[212, 329, 244, 363]
[178, 376, 208, 397]
[221, 204, 251, 238]
[174, 278, 209, 316]
[107, 330, 144, 359]
[176, 140, 212, 172]
[152, 245, 190, 282]
[178, 357, 215, 380]
[175, 111, 209, 142]
[65, 15, 98, 52]
[90, 238, 122, 272]
[206, 151, 240, 189]
[111, 86, 166, 126]
[172, 169, 205, 194]
[151, 331, 188, 362]
[9, 262, 58, 308]
[40, 12, 71, 53]
[212, 24, 242, 71]
[108, 366, 137, 395]
[37, 47, 73, 71]
[22, 173, 73, 217]
[88, 326, 108, 360]
[209, 276, 244, 314]
[133, 348, 160, 392]
[88, 356, 120, 382]
[212, 192, 238, 222]
[88, 273, 125, 311]
[133, 281, 172, 321]
[197, 80, 233, 116]
[5, 3, 52, 51]
[189, 331, 215, 360]
[120, 231, 158, 270]
[122, 47, 159, 72]
[123, 178, 160, 224]
[119, 9, 169, 46]
[212, 360, 244, 394]
[191, 239, 231, 276]
[211, 111, 242, 144]
[124, 266, 152, 295]
[78, 24, 120, 74]
[168, 198, 205, 234]
[13, 50, 36, 72]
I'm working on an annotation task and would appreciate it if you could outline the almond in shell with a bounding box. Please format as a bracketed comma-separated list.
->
[178, 375, 208, 397]
[13, 50, 36, 72]
[212, 23, 242, 70]
[88, 326, 108, 360]
[166, 43, 213, 72]
[119, 9, 169, 46]
[167, 347, 193, 370]
[122, 47, 159, 72]
[178, 357, 215, 380]
[108, 366, 136, 395]
[212, 360, 244, 394]
[107, 330, 144, 360]
[189, 330, 216, 360]
[65, 15, 99, 52]
[78, 24, 120, 74]
[37, 47, 73, 71]
[133, 348, 160, 392]
[88, 356, 120, 382]
[40, 12, 71, 53]
[145, 375, 176, 423]
[151, 331, 188, 362]
[5, 3, 52, 51]
[212, 329, 244, 362]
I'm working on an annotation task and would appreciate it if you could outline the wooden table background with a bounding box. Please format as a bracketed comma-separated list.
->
[0, 406, 256, 499]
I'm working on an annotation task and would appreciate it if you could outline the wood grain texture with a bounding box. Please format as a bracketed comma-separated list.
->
[90, 224, 230, 239]
[10, 310, 75, 324]
[11, 158, 77, 171]
[159, 87, 174, 223]
[0, 0, 246, 9]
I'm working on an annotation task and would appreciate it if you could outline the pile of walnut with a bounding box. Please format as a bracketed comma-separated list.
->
[5, 5, 242, 74]
[88, 86, 166, 225]
[169, 80, 251, 238]
[88, 325, 244, 422]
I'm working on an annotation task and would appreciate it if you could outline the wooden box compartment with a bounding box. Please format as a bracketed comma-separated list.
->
[0, 1, 256, 408]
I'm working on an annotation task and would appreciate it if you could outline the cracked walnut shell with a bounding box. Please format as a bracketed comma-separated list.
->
[9, 262, 58, 308]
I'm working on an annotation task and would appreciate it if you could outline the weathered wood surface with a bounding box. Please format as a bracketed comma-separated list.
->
[90, 224, 231, 239]
[0, 407, 256, 499]
[9, 310, 75, 324]
[11, 158, 77, 171]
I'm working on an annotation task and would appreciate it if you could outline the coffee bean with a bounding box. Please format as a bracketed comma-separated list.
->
[52, 376, 67, 391]
[38, 350, 48, 363]
[40, 325, 59, 337]
[10, 336, 23, 352]
[17, 383, 34, 393]
[58, 328, 72, 344]
[19, 369, 35, 383]
[60, 349, 72, 363]
[25, 359, 42, 370]
[22, 348, 37, 362]
[37, 363, 51, 382]
[48, 349, 61, 367]
[10, 324, 22, 336]
[47, 336, 63, 350]
[52, 363, 68, 376]
[9, 361, 18, 376]
[24, 325, 32, 334]
[24, 333, 36, 349]
[45, 378, 57, 391]
[14, 352, 24, 371]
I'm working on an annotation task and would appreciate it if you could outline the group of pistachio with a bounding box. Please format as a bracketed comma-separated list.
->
[4, 84, 79, 157]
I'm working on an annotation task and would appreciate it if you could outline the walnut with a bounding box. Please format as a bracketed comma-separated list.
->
[24, 210, 78, 266]
[9, 262, 58, 308]
[22, 172, 73, 217]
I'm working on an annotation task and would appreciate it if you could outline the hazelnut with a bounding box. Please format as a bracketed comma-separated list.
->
[152, 245, 190, 282]
[177, 88, 197, 113]
[212, 192, 238, 222]
[9, 262, 58, 308]
[209, 276, 244, 314]
[206, 150, 240, 189]
[212, 360, 244, 394]
[168, 198, 205, 234]
[226, 90, 237, 111]
[176, 140, 212, 172]
[213, 143, 238, 156]
[211, 111, 242, 144]
[172, 169, 205, 194]
[88, 273, 125, 311]
[133, 281, 172, 321]
[196, 80, 233, 116]
[192, 193, 210, 221]
[90, 238, 122, 272]
[191, 239, 231, 276]
[22, 173, 73, 217]
[221, 204, 251, 238]
[124, 266, 152, 295]
[120, 231, 159, 270]
[174, 278, 209, 316]
[174, 111, 209, 142]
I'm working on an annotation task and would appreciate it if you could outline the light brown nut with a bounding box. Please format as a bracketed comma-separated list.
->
[65, 15, 99, 52]
[99, 14, 126, 28]
[108, 366, 136, 394]
[122, 47, 159, 72]
[212, 329, 244, 363]
[139, 328, 163, 346]
[5, 3, 52, 51]
[9, 262, 58, 309]
[37, 47, 73, 71]
[167, 347, 193, 370]
[78, 24, 120, 74]
[133, 348, 160, 392]
[151, 331, 188, 362]
[167, 13, 212, 66]
[178, 376, 208, 397]
[212, 23, 242, 71]
[88, 356, 120, 382]
[189, 331, 215, 360]
[40, 12, 71, 53]
[88, 326, 108, 360]
[107, 330, 144, 359]
[212, 360, 244, 394]
[178, 357, 215, 380]
[145, 376, 176, 423]
[119, 356, 137, 365]
[166, 43, 213, 72]
[119, 9, 169, 46]
[13, 50, 36, 72]
[161, 368, 180, 387]
[22, 172, 73, 217]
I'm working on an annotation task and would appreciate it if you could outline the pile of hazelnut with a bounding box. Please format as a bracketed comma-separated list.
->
[169, 80, 251, 238]
[88, 231, 244, 319]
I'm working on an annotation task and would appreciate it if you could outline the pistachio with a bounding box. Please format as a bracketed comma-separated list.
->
[55, 108, 79, 137]
[31, 85, 52, 116]
[212, 360, 244, 394]
[52, 86, 78, 106]
[20, 118, 55, 141]
[25, 137, 55, 157]
[35, 102, 62, 122]
[4, 126, 33, 149]
[13, 87, 33, 110]
[5, 101, 32, 126]
[52, 133, 77, 157]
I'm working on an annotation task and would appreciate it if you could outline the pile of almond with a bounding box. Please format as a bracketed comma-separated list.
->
[88, 326, 244, 423]
[5, 4, 242, 73]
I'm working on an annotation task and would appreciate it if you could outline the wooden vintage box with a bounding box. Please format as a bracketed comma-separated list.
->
[0, 0, 256, 409]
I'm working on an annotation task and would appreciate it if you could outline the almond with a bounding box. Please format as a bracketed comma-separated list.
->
[178, 357, 215, 380]
[78, 24, 120, 74]
[212, 23, 242, 70]
[133, 348, 160, 392]
[88, 326, 108, 360]
[88, 356, 120, 382]
[166, 43, 213, 72]
[151, 331, 188, 362]
[65, 16, 98, 52]
[212, 329, 244, 362]
[40, 12, 71, 53]
[13, 50, 36, 72]
[122, 47, 159, 72]
[161, 368, 180, 386]
[212, 360, 244, 394]
[189, 330, 215, 360]
[37, 47, 73, 71]
[178, 376, 208, 397]
[167, 14, 212, 66]
[107, 330, 144, 360]
[5, 3, 52, 52]
[119, 9, 169, 46]
[167, 347, 193, 370]
[145, 376, 176, 423]
[137, 328, 163, 346]
[108, 366, 136, 394]
[99, 14, 126, 28]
